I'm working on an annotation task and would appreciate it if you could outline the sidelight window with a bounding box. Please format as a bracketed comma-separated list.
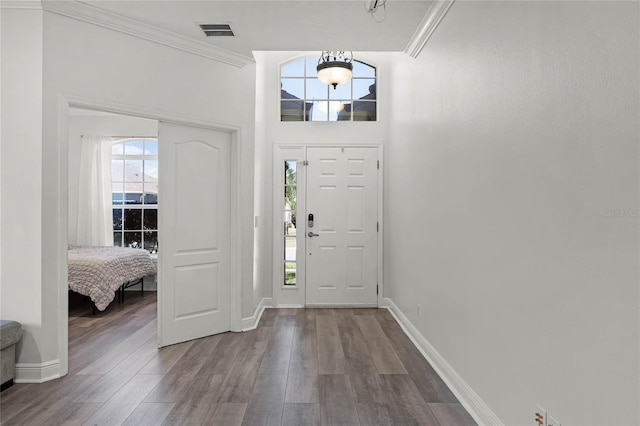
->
[283, 161, 297, 285]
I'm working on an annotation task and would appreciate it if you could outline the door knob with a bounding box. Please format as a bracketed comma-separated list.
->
[307, 232, 319, 237]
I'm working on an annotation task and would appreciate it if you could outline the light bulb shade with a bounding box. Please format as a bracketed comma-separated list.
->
[317, 60, 353, 88]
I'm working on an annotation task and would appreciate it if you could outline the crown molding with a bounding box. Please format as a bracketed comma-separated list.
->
[41, 0, 254, 68]
[0, 1, 42, 10]
[404, 0, 455, 58]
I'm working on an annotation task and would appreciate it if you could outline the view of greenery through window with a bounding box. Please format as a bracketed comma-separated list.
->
[284, 161, 297, 285]
[280, 57, 377, 122]
[112, 138, 158, 252]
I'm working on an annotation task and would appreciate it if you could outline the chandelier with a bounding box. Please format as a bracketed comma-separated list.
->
[316, 51, 353, 89]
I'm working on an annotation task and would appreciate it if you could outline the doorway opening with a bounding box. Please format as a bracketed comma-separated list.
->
[59, 97, 244, 377]
[67, 108, 160, 372]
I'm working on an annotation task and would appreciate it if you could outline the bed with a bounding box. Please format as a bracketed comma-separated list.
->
[68, 246, 157, 311]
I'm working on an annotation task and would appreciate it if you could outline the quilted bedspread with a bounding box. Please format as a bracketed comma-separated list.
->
[68, 246, 157, 311]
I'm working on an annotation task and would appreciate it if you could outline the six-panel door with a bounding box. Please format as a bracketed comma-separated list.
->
[305, 147, 378, 306]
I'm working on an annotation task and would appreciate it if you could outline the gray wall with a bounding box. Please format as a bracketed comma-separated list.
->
[385, 1, 639, 424]
[1, 6, 258, 375]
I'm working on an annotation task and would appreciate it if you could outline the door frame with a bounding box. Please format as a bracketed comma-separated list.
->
[57, 94, 245, 376]
[272, 143, 384, 308]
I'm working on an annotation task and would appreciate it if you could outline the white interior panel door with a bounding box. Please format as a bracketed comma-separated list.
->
[305, 147, 378, 306]
[158, 122, 231, 347]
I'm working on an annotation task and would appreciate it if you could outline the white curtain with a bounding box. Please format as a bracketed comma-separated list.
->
[75, 135, 114, 246]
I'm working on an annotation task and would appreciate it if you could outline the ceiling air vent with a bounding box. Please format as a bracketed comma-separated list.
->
[199, 24, 234, 37]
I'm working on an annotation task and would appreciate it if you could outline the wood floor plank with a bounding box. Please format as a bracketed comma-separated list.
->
[378, 374, 440, 425]
[348, 371, 389, 404]
[7, 302, 476, 426]
[379, 374, 428, 408]
[166, 333, 223, 376]
[76, 321, 156, 375]
[316, 311, 346, 375]
[375, 314, 458, 403]
[8, 374, 102, 425]
[81, 374, 163, 426]
[74, 336, 159, 403]
[258, 308, 278, 327]
[0, 384, 32, 404]
[183, 373, 227, 404]
[0, 403, 29, 425]
[318, 374, 360, 426]
[333, 309, 375, 371]
[144, 337, 225, 403]
[142, 371, 200, 403]
[56, 402, 103, 426]
[355, 315, 407, 375]
[334, 309, 388, 403]
[259, 315, 295, 375]
[138, 340, 194, 375]
[204, 402, 247, 426]
[2, 374, 103, 425]
[198, 332, 250, 374]
[67, 294, 156, 358]
[163, 374, 225, 425]
[282, 403, 321, 426]
[122, 402, 175, 425]
[300, 308, 317, 329]
[241, 374, 287, 426]
[217, 327, 271, 403]
[289, 318, 318, 373]
[356, 402, 422, 426]
[278, 308, 300, 316]
[428, 403, 477, 425]
[351, 308, 381, 316]
[285, 370, 319, 403]
[68, 325, 140, 375]
[161, 402, 212, 425]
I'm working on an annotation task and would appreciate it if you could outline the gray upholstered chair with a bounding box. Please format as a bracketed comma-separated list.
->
[0, 320, 23, 391]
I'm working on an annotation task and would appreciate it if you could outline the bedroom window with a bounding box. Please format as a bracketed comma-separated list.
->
[111, 138, 158, 252]
[280, 57, 377, 122]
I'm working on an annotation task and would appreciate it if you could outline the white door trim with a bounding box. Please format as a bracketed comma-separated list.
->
[56, 94, 245, 377]
[272, 143, 384, 309]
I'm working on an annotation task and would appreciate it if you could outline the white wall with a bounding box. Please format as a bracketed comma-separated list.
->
[1, 7, 258, 378]
[0, 7, 44, 365]
[67, 112, 158, 245]
[253, 51, 391, 307]
[385, 1, 639, 425]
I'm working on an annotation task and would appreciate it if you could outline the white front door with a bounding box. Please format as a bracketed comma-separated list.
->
[305, 147, 379, 306]
[158, 122, 231, 347]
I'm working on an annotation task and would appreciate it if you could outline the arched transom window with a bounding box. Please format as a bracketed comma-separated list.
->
[280, 56, 377, 122]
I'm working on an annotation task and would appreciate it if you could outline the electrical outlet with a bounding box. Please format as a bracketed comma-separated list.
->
[548, 414, 561, 426]
[535, 405, 547, 426]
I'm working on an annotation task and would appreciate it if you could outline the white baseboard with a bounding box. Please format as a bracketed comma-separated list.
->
[382, 298, 503, 426]
[15, 359, 61, 383]
[241, 297, 272, 331]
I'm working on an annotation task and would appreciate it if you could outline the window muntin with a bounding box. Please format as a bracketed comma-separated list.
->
[280, 57, 377, 122]
[111, 138, 158, 252]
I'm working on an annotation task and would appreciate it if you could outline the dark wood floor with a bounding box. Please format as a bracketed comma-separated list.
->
[0, 292, 476, 425]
